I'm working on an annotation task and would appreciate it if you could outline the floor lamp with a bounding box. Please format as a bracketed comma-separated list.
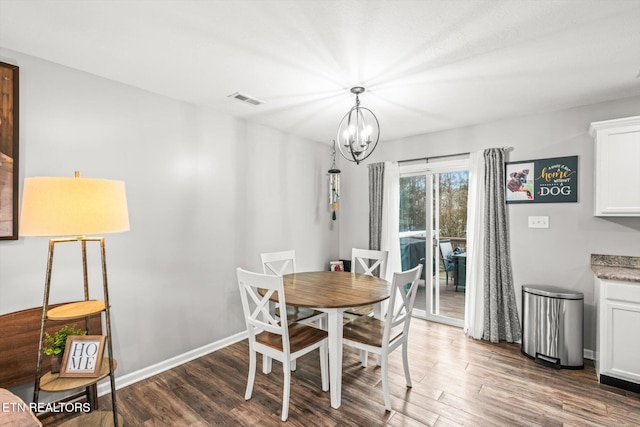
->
[19, 171, 129, 426]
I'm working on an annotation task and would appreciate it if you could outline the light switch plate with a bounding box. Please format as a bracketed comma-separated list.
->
[528, 216, 549, 228]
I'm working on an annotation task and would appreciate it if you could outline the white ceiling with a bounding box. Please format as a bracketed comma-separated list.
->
[1, 0, 640, 144]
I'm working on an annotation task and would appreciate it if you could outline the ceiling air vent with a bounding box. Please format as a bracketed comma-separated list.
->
[228, 92, 264, 106]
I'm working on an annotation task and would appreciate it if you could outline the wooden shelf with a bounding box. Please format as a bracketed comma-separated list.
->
[57, 411, 123, 427]
[40, 359, 117, 392]
[47, 300, 106, 320]
[33, 239, 120, 425]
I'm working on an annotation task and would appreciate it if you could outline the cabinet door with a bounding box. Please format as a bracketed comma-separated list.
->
[592, 118, 640, 216]
[601, 299, 640, 383]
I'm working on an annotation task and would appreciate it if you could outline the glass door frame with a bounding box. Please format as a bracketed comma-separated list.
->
[400, 158, 469, 327]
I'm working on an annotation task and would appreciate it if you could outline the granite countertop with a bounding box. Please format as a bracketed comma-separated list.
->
[591, 254, 640, 283]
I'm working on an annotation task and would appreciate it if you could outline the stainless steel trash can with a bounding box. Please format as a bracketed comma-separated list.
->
[521, 285, 584, 369]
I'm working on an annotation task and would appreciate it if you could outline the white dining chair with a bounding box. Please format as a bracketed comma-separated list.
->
[236, 268, 329, 421]
[351, 248, 389, 278]
[346, 248, 389, 317]
[342, 264, 423, 411]
[261, 250, 327, 373]
[260, 250, 326, 326]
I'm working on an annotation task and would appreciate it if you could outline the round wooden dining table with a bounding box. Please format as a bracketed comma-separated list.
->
[281, 271, 391, 409]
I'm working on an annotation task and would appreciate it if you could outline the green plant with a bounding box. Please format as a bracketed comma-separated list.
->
[43, 324, 87, 356]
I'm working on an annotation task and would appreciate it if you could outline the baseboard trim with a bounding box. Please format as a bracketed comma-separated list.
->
[583, 349, 594, 361]
[97, 330, 248, 396]
[600, 374, 640, 393]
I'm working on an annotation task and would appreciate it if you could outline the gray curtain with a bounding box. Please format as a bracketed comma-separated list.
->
[368, 163, 385, 251]
[483, 148, 521, 343]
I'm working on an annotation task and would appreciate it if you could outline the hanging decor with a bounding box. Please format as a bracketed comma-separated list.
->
[505, 155, 578, 204]
[328, 141, 341, 220]
[336, 86, 380, 165]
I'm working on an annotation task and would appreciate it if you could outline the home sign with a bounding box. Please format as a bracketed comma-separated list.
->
[59, 335, 106, 378]
[505, 156, 578, 204]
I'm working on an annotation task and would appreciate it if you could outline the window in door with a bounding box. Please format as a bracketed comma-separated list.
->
[399, 159, 469, 327]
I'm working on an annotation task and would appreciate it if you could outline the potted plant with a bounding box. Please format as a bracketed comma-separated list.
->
[44, 324, 87, 373]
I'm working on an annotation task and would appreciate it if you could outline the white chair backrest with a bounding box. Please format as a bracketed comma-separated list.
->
[261, 250, 296, 276]
[351, 248, 388, 278]
[236, 268, 290, 352]
[383, 265, 423, 342]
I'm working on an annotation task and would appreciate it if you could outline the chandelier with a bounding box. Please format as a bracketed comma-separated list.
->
[336, 87, 380, 165]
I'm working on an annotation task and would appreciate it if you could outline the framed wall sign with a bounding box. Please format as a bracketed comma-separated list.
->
[0, 61, 19, 240]
[505, 156, 578, 204]
[329, 260, 344, 271]
[59, 335, 106, 378]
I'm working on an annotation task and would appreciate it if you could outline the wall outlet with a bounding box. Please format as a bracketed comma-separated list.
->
[528, 216, 549, 228]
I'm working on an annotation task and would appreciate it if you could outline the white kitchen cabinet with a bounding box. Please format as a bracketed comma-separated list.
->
[594, 278, 640, 390]
[589, 116, 640, 216]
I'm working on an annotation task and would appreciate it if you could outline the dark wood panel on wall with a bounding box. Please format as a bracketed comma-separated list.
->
[0, 304, 103, 389]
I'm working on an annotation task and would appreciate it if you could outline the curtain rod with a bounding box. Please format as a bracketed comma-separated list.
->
[398, 151, 470, 164]
[398, 146, 513, 164]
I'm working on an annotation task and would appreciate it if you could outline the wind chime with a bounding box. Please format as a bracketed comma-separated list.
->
[328, 141, 341, 220]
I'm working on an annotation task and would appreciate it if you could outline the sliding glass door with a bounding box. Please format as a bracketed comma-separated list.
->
[399, 159, 469, 327]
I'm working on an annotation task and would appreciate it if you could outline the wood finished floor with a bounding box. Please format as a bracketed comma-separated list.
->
[415, 279, 465, 320]
[48, 320, 640, 426]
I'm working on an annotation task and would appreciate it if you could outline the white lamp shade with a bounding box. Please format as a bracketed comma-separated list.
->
[19, 176, 130, 237]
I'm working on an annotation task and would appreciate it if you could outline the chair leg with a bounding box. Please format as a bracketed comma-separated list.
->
[282, 360, 291, 421]
[262, 354, 272, 374]
[320, 341, 329, 392]
[245, 350, 256, 400]
[402, 341, 412, 388]
[291, 360, 296, 371]
[360, 349, 368, 367]
[381, 352, 391, 411]
[264, 302, 275, 374]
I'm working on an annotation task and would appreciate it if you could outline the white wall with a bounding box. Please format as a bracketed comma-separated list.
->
[339, 95, 640, 352]
[0, 49, 338, 395]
